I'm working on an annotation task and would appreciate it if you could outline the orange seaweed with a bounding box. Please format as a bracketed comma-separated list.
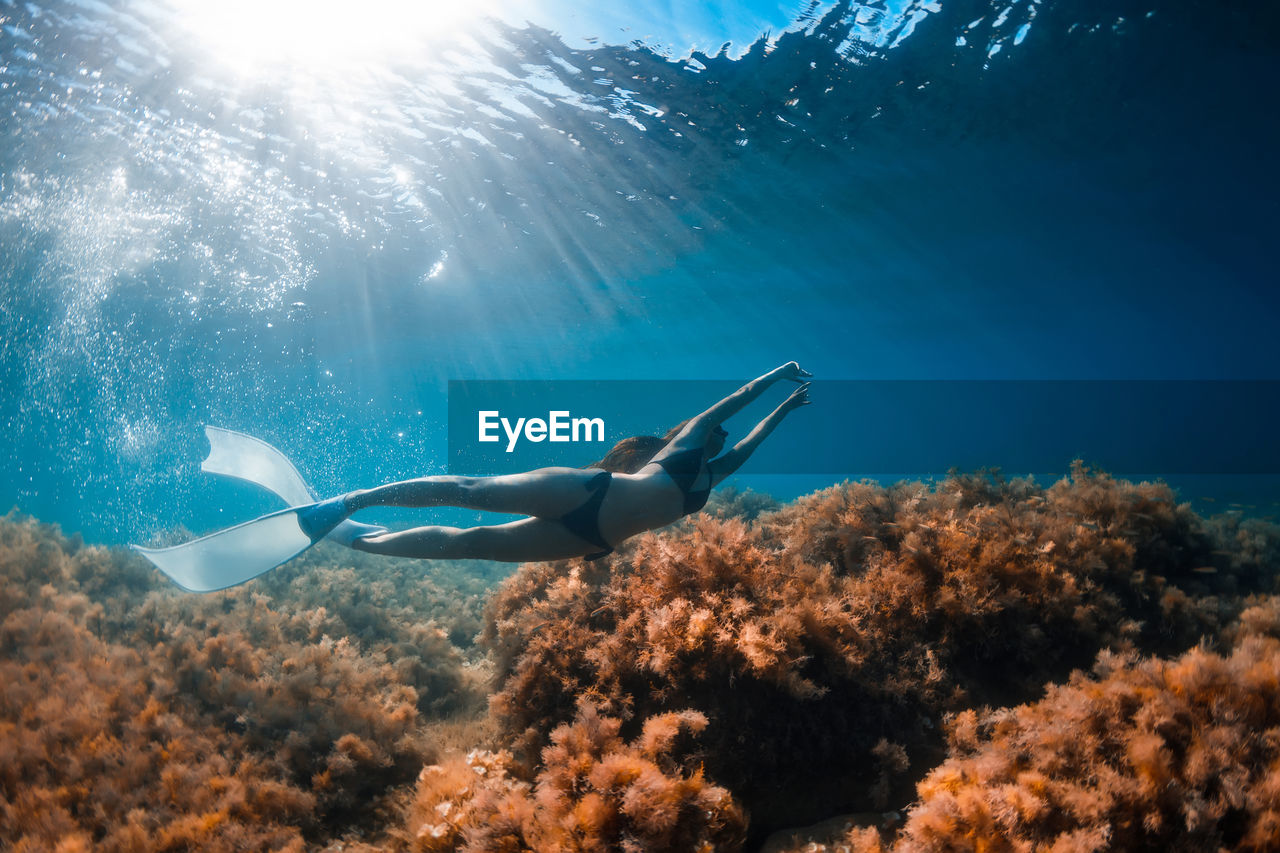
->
[894, 635, 1280, 851]
[0, 512, 484, 850]
[483, 464, 1269, 836]
[399, 701, 745, 852]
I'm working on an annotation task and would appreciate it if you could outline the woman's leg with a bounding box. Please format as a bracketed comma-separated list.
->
[344, 467, 601, 519]
[351, 516, 594, 562]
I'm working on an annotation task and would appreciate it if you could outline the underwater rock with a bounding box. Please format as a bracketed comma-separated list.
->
[482, 465, 1274, 839]
[894, 633, 1280, 851]
[4, 462, 1278, 851]
[0, 512, 478, 849]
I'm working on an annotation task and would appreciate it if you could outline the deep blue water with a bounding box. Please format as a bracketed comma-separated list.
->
[1, 0, 1278, 545]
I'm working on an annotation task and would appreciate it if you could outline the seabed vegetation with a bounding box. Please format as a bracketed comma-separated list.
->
[3, 463, 1279, 851]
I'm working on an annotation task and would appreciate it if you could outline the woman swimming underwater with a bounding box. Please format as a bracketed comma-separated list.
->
[299, 362, 812, 562]
[134, 363, 810, 591]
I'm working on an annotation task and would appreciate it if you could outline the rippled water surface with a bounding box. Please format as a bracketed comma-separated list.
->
[2, 0, 1277, 541]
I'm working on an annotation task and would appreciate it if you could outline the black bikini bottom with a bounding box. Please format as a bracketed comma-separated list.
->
[558, 470, 614, 560]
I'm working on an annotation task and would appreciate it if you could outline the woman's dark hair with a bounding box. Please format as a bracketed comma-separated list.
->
[589, 421, 697, 473]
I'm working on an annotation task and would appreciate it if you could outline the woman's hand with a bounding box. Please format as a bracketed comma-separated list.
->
[770, 361, 813, 383]
[781, 382, 812, 412]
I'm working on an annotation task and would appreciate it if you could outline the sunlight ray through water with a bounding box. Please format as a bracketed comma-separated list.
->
[163, 0, 500, 77]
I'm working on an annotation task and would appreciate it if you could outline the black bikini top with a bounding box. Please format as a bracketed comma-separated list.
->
[656, 446, 713, 516]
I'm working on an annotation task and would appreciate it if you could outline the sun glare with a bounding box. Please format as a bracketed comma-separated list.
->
[167, 0, 494, 77]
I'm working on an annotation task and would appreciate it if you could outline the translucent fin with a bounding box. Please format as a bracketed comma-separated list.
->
[131, 506, 318, 592]
[202, 425, 317, 506]
[201, 425, 376, 545]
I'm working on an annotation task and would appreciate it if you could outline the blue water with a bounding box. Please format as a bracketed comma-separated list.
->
[1, 0, 1278, 544]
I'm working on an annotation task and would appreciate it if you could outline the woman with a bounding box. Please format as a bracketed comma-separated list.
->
[300, 362, 812, 561]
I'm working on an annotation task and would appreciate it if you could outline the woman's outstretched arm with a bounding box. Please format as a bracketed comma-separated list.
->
[708, 382, 810, 482]
[669, 362, 812, 449]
